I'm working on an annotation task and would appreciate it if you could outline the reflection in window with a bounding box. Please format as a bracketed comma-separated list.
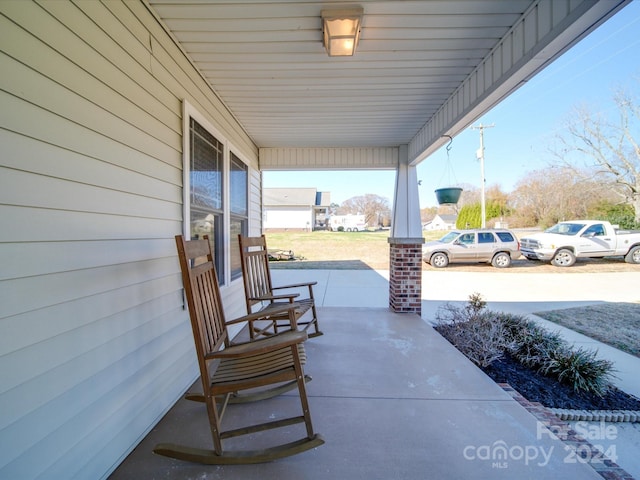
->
[478, 233, 495, 243]
[189, 118, 225, 284]
[230, 153, 248, 280]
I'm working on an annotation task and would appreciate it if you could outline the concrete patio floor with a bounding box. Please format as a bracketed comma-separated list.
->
[110, 269, 639, 479]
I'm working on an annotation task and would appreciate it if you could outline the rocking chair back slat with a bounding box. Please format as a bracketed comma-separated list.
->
[179, 239, 228, 358]
[245, 251, 271, 303]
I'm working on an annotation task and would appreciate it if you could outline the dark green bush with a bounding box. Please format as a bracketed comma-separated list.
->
[588, 201, 639, 230]
[540, 347, 615, 396]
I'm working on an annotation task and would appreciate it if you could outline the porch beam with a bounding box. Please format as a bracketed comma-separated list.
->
[259, 147, 399, 170]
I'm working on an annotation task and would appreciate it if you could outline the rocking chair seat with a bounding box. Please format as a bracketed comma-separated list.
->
[210, 333, 307, 386]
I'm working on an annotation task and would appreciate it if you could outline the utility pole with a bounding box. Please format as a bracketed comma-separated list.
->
[471, 123, 494, 228]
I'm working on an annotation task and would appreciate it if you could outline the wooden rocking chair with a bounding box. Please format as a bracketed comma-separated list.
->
[238, 234, 322, 338]
[153, 235, 323, 464]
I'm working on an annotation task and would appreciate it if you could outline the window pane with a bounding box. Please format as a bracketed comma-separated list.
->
[478, 233, 495, 243]
[230, 217, 247, 281]
[230, 152, 248, 281]
[230, 153, 247, 216]
[496, 232, 514, 242]
[190, 119, 223, 210]
[190, 118, 225, 284]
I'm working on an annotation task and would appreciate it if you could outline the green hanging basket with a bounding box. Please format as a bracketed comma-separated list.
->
[434, 187, 462, 205]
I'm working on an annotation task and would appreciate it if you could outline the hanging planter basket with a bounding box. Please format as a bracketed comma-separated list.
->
[434, 136, 463, 205]
[435, 187, 462, 205]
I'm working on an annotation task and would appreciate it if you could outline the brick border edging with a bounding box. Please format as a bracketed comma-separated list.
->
[550, 409, 640, 422]
[499, 383, 635, 480]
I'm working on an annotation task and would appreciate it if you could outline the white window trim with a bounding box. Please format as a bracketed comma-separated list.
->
[182, 100, 250, 287]
[182, 100, 228, 283]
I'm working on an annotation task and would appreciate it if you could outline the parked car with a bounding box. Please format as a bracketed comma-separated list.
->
[520, 220, 640, 267]
[423, 229, 520, 268]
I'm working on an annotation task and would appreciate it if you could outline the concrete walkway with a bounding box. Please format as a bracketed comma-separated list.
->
[272, 268, 640, 478]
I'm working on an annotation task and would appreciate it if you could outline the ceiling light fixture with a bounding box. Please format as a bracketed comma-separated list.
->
[321, 7, 363, 57]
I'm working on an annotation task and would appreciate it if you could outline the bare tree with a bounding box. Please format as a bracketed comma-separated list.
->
[338, 194, 391, 227]
[510, 167, 612, 227]
[553, 86, 640, 223]
[420, 206, 438, 224]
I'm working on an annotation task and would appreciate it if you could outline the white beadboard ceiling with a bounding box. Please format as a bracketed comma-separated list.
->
[147, 0, 629, 164]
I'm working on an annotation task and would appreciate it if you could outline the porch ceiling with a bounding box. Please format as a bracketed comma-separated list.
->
[147, 0, 629, 164]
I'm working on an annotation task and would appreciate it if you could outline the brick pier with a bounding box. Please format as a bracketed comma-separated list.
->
[388, 238, 424, 314]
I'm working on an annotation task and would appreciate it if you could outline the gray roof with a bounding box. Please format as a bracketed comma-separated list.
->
[316, 191, 331, 207]
[264, 188, 321, 206]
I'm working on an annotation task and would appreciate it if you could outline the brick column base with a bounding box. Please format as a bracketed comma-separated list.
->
[388, 238, 424, 314]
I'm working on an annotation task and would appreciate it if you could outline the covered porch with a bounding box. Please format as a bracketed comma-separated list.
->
[114, 307, 587, 479]
[110, 268, 640, 479]
[1, 2, 636, 479]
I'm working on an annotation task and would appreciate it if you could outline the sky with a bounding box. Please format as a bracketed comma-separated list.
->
[263, 2, 640, 208]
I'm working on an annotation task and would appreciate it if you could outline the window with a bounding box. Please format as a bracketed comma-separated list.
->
[459, 233, 475, 244]
[496, 232, 515, 242]
[189, 118, 225, 284]
[478, 232, 496, 243]
[229, 152, 248, 281]
[184, 101, 252, 286]
[583, 224, 605, 236]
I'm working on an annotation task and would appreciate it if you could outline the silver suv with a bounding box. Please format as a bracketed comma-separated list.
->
[423, 229, 520, 268]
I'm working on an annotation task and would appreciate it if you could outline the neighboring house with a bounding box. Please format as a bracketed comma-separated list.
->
[263, 188, 331, 231]
[424, 214, 458, 231]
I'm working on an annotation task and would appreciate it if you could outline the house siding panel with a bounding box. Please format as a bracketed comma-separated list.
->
[264, 206, 312, 230]
[0, 1, 258, 479]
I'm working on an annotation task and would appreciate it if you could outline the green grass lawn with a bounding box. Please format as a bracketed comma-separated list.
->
[265, 230, 445, 270]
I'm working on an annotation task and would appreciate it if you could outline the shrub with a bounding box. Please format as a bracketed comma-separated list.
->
[435, 294, 507, 368]
[434, 294, 617, 396]
[464, 292, 486, 320]
[540, 348, 615, 396]
[507, 324, 566, 370]
[588, 201, 639, 230]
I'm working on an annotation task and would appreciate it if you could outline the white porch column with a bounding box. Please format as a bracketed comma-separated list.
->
[388, 145, 424, 314]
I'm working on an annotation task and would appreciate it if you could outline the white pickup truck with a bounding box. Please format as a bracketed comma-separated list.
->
[520, 220, 640, 267]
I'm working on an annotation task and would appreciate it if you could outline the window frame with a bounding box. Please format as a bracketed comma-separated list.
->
[182, 100, 250, 287]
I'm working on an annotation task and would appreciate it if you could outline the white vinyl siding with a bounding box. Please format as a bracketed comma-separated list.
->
[0, 1, 258, 479]
[264, 207, 313, 230]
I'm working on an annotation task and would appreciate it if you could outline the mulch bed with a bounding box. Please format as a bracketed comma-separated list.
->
[482, 352, 640, 410]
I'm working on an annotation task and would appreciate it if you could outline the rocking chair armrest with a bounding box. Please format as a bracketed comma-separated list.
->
[272, 281, 318, 290]
[225, 303, 299, 326]
[208, 330, 308, 359]
[250, 293, 300, 301]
